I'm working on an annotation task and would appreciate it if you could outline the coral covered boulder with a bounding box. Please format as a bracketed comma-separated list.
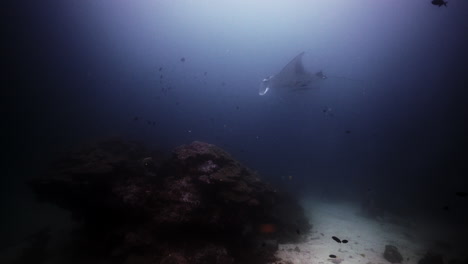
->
[31, 140, 311, 263]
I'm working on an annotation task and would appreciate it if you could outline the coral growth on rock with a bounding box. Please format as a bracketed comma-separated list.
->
[31, 140, 311, 263]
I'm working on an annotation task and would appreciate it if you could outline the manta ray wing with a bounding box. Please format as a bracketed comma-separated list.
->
[281, 52, 306, 75]
[273, 52, 319, 92]
[273, 52, 306, 88]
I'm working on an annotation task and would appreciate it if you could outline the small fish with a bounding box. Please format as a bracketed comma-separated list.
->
[296, 229, 300, 235]
[133, 116, 138, 121]
[456, 191, 467, 197]
[342, 239, 348, 243]
[204, 72, 207, 76]
[332, 236, 341, 243]
[329, 255, 337, 258]
[160, 75, 163, 79]
[159, 67, 163, 71]
[323, 106, 333, 115]
[316, 70, 328, 79]
[442, 205, 449, 211]
[142, 157, 153, 167]
[152, 121, 156, 126]
[180, 57, 185, 62]
[431, 0, 447, 7]
[236, 106, 239, 110]
[147, 120, 151, 125]
[345, 130, 351, 134]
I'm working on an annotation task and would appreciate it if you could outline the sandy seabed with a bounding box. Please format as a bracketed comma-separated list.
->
[273, 198, 465, 264]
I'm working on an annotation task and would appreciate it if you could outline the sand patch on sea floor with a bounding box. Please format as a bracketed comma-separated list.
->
[273, 199, 465, 264]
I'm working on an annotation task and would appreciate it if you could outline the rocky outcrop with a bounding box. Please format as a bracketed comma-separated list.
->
[384, 245, 403, 263]
[31, 140, 311, 263]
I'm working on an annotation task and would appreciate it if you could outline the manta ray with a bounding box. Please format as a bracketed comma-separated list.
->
[259, 52, 327, 96]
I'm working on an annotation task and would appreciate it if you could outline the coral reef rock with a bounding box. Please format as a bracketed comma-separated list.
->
[383, 245, 403, 263]
[31, 140, 311, 263]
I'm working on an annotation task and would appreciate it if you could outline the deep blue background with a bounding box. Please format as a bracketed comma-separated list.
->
[3, 0, 468, 237]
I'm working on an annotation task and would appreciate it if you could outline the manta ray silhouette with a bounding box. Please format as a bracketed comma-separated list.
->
[259, 52, 327, 96]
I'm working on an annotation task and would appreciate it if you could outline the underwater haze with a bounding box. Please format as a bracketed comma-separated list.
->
[3, 0, 468, 263]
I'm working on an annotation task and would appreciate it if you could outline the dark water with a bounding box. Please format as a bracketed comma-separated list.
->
[3, 0, 468, 262]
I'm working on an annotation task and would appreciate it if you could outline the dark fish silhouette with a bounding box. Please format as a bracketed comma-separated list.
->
[330, 255, 337, 258]
[315, 70, 328, 79]
[236, 106, 239, 110]
[342, 239, 348, 243]
[133, 116, 138, 121]
[431, 0, 447, 7]
[456, 191, 467, 197]
[332, 236, 341, 243]
[180, 57, 185, 62]
[159, 67, 163, 71]
[296, 229, 300, 235]
[322, 106, 334, 115]
[345, 130, 351, 134]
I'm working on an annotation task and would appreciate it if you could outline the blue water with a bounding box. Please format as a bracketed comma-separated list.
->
[3, 0, 468, 261]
